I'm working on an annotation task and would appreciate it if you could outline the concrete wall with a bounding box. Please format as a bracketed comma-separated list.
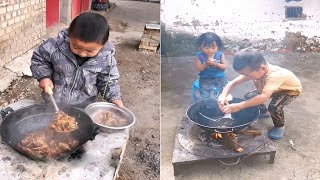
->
[161, 0, 320, 41]
[0, 0, 46, 68]
[60, 0, 72, 24]
[60, 0, 93, 25]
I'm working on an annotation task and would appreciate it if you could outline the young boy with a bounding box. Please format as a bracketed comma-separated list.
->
[218, 49, 302, 140]
[30, 12, 123, 108]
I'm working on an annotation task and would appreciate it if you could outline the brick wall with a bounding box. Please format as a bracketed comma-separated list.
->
[0, 0, 46, 68]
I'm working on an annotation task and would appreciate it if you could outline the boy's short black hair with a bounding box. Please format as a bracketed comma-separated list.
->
[196, 32, 223, 50]
[68, 12, 109, 45]
[233, 49, 266, 71]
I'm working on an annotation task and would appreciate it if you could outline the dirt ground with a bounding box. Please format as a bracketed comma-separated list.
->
[161, 52, 320, 179]
[0, 1, 160, 179]
[113, 48, 160, 180]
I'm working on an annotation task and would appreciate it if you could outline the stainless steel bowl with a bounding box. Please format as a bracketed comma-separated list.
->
[84, 102, 136, 133]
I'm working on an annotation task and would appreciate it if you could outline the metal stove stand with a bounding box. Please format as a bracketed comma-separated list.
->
[172, 117, 276, 176]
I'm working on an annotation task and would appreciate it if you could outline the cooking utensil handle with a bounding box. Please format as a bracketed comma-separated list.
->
[49, 94, 59, 112]
[218, 157, 241, 165]
[47, 87, 59, 112]
[90, 126, 100, 140]
[47, 87, 53, 95]
[0, 107, 14, 118]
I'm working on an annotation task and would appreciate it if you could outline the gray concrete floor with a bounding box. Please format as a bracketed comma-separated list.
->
[161, 52, 320, 179]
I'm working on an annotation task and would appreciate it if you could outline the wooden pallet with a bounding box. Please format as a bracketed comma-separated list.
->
[138, 24, 160, 52]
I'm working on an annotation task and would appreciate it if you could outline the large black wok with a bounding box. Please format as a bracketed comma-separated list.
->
[186, 97, 260, 133]
[0, 103, 99, 160]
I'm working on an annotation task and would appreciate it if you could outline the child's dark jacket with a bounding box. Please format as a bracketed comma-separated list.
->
[30, 29, 121, 106]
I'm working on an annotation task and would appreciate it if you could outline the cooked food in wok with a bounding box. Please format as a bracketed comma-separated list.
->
[19, 129, 79, 158]
[93, 111, 128, 127]
[18, 111, 79, 158]
[50, 111, 78, 132]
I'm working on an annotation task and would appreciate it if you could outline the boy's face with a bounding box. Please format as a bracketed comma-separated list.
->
[201, 44, 218, 57]
[238, 64, 268, 80]
[69, 38, 104, 58]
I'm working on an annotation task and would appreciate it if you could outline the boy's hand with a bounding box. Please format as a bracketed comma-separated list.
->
[39, 78, 54, 94]
[112, 99, 124, 108]
[221, 103, 242, 114]
[217, 95, 228, 110]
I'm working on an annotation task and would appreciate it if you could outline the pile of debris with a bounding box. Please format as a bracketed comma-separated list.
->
[282, 32, 320, 52]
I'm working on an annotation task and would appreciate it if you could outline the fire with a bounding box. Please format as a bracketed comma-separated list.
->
[211, 133, 222, 139]
[211, 133, 237, 139]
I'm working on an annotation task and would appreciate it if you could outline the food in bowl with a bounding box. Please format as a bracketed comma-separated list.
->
[85, 102, 136, 132]
[93, 110, 128, 127]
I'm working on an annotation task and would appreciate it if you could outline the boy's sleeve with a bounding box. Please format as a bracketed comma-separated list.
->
[97, 53, 122, 102]
[30, 40, 54, 81]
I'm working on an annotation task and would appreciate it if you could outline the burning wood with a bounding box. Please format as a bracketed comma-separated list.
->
[237, 129, 261, 135]
[222, 133, 244, 152]
[210, 129, 260, 153]
[210, 132, 243, 152]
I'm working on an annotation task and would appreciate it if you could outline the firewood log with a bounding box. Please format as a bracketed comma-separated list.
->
[222, 133, 244, 153]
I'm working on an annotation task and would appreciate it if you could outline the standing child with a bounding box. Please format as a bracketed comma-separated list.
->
[194, 32, 228, 99]
[31, 12, 123, 108]
[218, 49, 302, 140]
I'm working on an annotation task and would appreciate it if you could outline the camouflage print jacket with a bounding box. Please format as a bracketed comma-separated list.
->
[30, 29, 121, 106]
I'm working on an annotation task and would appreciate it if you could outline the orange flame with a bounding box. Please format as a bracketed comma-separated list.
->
[211, 133, 237, 139]
[211, 133, 222, 139]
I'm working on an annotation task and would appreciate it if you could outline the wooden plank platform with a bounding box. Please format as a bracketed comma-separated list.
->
[138, 23, 160, 52]
[172, 117, 276, 176]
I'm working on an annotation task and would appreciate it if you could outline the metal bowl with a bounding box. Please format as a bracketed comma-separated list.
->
[84, 102, 136, 133]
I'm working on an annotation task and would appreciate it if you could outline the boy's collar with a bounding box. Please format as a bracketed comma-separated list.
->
[254, 63, 269, 81]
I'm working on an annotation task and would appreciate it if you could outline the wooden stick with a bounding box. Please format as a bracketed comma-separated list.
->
[237, 130, 261, 135]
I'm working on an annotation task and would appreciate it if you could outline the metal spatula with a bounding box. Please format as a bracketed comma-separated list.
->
[48, 87, 59, 112]
[220, 112, 233, 121]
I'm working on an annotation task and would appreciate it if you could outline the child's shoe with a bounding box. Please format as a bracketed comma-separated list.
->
[268, 127, 285, 140]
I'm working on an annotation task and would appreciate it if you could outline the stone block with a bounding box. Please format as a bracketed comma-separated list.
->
[4, 49, 33, 77]
[0, 67, 17, 92]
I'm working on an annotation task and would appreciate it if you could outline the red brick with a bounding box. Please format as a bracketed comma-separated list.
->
[0, 7, 6, 14]
[6, 5, 14, 12]
[8, 18, 14, 25]
[13, 4, 19, 10]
